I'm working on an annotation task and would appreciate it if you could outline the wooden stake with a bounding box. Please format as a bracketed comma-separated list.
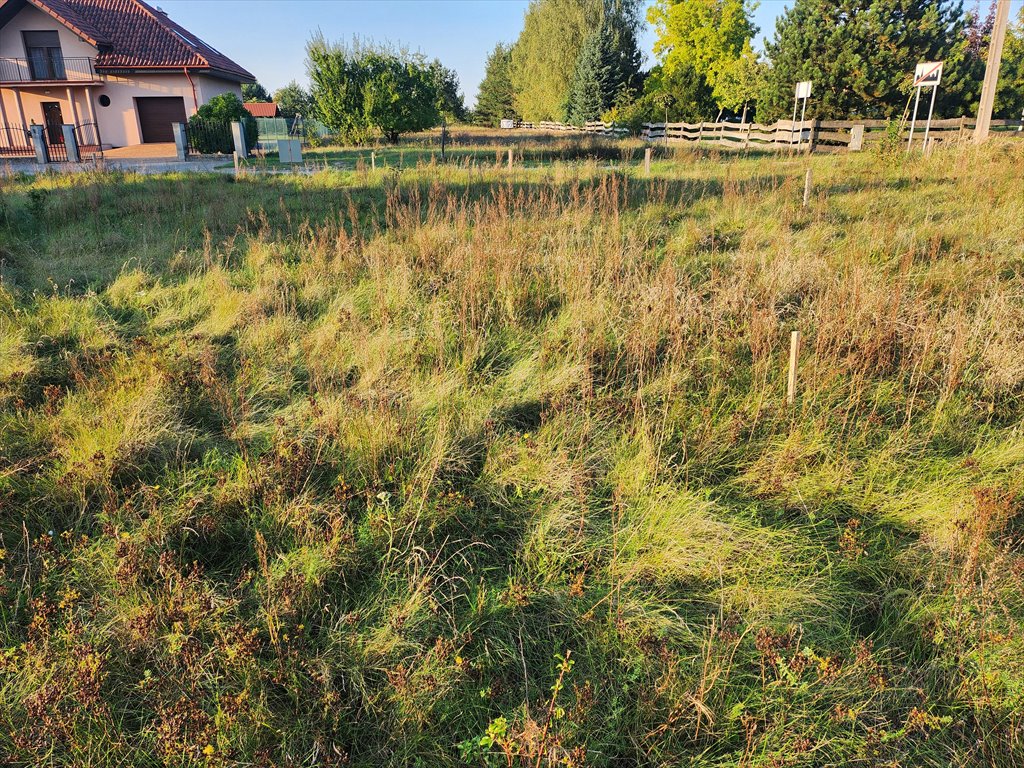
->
[643, 147, 652, 176]
[507, 147, 514, 170]
[787, 330, 801, 404]
[803, 168, 812, 207]
[371, 150, 376, 170]
[233, 151, 239, 177]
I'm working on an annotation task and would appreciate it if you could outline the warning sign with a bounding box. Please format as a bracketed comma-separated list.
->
[914, 62, 943, 87]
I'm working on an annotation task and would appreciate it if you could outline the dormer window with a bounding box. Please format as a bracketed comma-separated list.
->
[23, 31, 65, 80]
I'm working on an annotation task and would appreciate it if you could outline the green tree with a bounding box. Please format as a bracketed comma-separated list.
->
[566, 29, 613, 124]
[475, 43, 518, 126]
[648, 62, 717, 121]
[604, 62, 715, 132]
[189, 93, 256, 153]
[273, 81, 313, 119]
[510, 0, 604, 121]
[306, 34, 442, 143]
[241, 82, 271, 102]
[759, 0, 968, 123]
[996, 7, 1024, 118]
[363, 54, 440, 141]
[428, 60, 466, 121]
[648, 0, 757, 83]
[601, 0, 644, 106]
[307, 34, 375, 141]
[711, 42, 766, 120]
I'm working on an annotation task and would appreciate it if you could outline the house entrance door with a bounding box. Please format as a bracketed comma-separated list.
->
[42, 102, 64, 144]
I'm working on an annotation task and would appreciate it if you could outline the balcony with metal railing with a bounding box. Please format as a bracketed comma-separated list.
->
[0, 56, 100, 85]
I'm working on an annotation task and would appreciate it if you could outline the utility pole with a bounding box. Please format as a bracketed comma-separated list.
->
[975, 0, 1012, 144]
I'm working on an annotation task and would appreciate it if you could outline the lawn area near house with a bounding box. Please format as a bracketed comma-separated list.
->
[2, 142, 1024, 767]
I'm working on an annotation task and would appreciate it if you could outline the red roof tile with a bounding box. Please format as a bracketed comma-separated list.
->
[0, 0, 253, 81]
[243, 102, 279, 118]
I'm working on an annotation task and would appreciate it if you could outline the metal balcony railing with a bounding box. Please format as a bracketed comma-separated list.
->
[0, 56, 98, 84]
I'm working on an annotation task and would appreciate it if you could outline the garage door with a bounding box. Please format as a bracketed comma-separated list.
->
[136, 97, 187, 143]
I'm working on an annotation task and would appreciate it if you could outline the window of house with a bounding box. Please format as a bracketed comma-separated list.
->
[23, 31, 65, 80]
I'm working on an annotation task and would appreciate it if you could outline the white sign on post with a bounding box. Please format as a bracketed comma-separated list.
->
[500, 118, 514, 130]
[908, 61, 943, 151]
[792, 81, 813, 146]
[914, 62, 943, 87]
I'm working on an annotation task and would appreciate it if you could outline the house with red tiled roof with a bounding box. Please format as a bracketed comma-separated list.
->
[0, 0, 253, 151]
[243, 101, 278, 119]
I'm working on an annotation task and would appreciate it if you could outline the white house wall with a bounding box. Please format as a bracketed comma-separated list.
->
[0, 4, 97, 62]
[89, 73, 240, 146]
[195, 75, 242, 104]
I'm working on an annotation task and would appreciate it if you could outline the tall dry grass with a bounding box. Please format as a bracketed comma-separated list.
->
[1, 140, 1023, 766]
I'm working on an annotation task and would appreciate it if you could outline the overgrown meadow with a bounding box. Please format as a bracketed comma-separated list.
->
[1, 139, 1024, 767]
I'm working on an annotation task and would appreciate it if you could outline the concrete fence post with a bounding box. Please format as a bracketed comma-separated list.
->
[61, 125, 80, 163]
[230, 121, 248, 158]
[172, 122, 188, 161]
[30, 125, 47, 164]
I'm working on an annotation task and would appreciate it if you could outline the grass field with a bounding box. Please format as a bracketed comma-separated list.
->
[2, 138, 1024, 767]
[243, 128, 642, 170]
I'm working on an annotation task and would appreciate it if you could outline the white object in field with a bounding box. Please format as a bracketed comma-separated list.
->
[908, 62, 943, 151]
[787, 330, 801, 404]
[914, 62, 943, 87]
[278, 138, 302, 164]
[500, 119, 514, 129]
[792, 81, 812, 145]
[848, 124, 865, 151]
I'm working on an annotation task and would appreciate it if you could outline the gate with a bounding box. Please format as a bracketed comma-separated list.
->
[184, 118, 234, 155]
[75, 121, 103, 158]
[0, 123, 33, 156]
[44, 131, 67, 162]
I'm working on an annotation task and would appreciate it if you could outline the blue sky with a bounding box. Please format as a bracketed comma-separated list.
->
[159, 0, 1018, 107]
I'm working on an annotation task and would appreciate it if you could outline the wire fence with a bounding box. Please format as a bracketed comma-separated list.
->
[253, 116, 332, 151]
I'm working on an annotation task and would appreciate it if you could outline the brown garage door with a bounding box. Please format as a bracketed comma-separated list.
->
[136, 97, 187, 143]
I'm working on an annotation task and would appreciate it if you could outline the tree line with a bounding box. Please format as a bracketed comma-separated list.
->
[476, 0, 1024, 131]
[244, 34, 466, 143]
[239, 0, 1024, 141]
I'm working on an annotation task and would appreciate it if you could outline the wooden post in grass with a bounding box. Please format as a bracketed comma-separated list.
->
[803, 168, 812, 207]
[787, 330, 801, 404]
[233, 151, 240, 178]
[507, 147, 514, 170]
[644, 147, 652, 176]
[371, 151, 376, 171]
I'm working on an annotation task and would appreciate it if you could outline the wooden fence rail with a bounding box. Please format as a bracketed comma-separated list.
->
[640, 117, 1024, 151]
[512, 116, 1024, 152]
[515, 120, 630, 137]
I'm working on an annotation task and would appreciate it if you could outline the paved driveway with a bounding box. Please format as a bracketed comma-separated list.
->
[101, 143, 179, 159]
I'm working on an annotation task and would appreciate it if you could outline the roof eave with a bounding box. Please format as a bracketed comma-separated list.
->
[95, 64, 255, 83]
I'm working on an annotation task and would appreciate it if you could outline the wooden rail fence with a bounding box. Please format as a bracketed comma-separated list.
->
[513, 116, 1024, 152]
[514, 120, 630, 138]
[640, 117, 1024, 151]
